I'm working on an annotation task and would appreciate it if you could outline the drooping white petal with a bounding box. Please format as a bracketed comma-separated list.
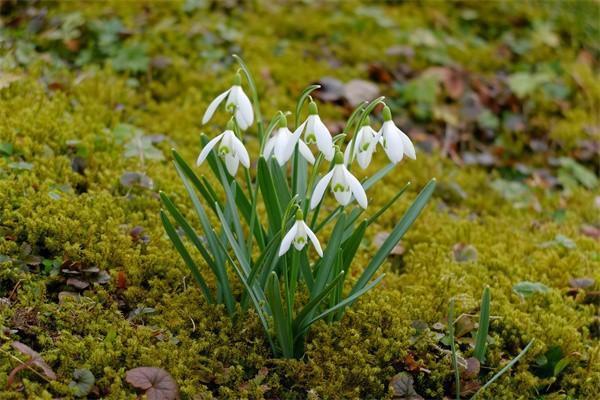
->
[263, 136, 276, 159]
[202, 89, 231, 125]
[196, 133, 225, 165]
[310, 169, 334, 209]
[331, 166, 352, 206]
[344, 166, 368, 209]
[381, 122, 404, 164]
[313, 117, 334, 161]
[231, 135, 250, 168]
[279, 222, 299, 256]
[302, 221, 323, 257]
[274, 128, 293, 165]
[293, 223, 308, 251]
[298, 140, 315, 164]
[399, 129, 416, 159]
[232, 86, 254, 130]
[224, 153, 240, 175]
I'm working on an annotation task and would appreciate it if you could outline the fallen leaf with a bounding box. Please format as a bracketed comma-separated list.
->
[569, 277, 595, 289]
[126, 367, 179, 400]
[389, 372, 423, 399]
[462, 357, 480, 379]
[11, 341, 57, 381]
[452, 243, 478, 263]
[313, 77, 345, 103]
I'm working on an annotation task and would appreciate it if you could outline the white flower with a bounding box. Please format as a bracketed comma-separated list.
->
[279, 212, 322, 257]
[196, 128, 250, 176]
[296, 102, 335, 161]
[202, 74, 253, 130]
[379, 106, 416, 163]
[263, 117, 315, 166]
[344, 120, 379, 170]
[310, 151, 368, 209]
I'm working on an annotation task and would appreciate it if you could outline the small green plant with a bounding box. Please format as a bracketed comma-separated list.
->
[447, 287, 535, 399]
[160, 55, 435, 358]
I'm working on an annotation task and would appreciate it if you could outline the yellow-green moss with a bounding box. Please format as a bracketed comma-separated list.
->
[1, 1, 599, 399]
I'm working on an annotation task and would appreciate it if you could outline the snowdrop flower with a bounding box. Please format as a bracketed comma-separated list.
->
[263, 114, 315, 166]
[344, 116, 379, 169]
[295, 101, 335, 161]
[196, 121, 250, 176]
[310, 151, 368, 209]
[279, 209, 323, 257]
[202, 73, 254, 130]
[378, 105, 416, 163]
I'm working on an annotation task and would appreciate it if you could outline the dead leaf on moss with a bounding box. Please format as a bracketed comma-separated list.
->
[10, 341, 57, 381]
[125, 367, 179, 400]
[390, 372, 423, 399]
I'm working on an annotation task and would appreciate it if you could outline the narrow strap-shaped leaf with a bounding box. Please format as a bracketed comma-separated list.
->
[173, 159, 226, 268]
[293, 271, 345, 331]
[362, 163, 395, 191]
[474, 287, 491, 362]
[312, 213, 346, 297]
[313, 206, 343, 234]
[257, 157, 282, 233]
[299, 251, 314, 292]
[473, 340, 535, 398]
[160, 192, 235, 314]
[340, 220, 367, 275]
[212, 229, 276, 353]
[350, 178, 436, 296]
[215, 203, 252, 277]
[296, 274, 385, 337]
[448, 299, 461, 400]
[265, 272, 294, 358]
[160, 211, 214, 303]
[269, 157, 291, 209]
[366, 182, 411, 227]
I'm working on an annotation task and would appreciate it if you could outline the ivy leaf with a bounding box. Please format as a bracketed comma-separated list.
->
[69, 368, 95, 397]
[125, 367, 179, 400]
[513, 281, 550, 299]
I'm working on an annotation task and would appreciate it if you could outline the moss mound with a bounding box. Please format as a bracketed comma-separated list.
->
[1, 1, 598, 399]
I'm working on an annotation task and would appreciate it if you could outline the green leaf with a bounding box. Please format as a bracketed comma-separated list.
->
[513, 281, 550, 299]
[111, 43, 149, 73]
[351, 178, 436, 296]
[160, 211, 213, 303]
[0, 142, 13, 156]
[297, 274, 385, 336]
[474, 287, 491, 362]
[69, 368, 95, 398]
[366, 182, 410, 226]
[124, 133, 164, 162]
[293, 271, 345, 332]
[265, 272, 293, 358]
[312, 214, 347, 297]
[473, 340, 535, 398]
[257, 157, 283, 234]
[448, 299, 461, 400]
[160, 192, 235, 315]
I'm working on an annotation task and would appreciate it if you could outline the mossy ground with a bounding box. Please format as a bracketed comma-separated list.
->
[1, 1, 599, 399]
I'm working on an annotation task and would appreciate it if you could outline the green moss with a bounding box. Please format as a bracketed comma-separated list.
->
[1, 1, 599, 399]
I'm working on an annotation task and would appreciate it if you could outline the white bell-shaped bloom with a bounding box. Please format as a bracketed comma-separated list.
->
[378, 106, 416, 163]
[196, 126, 250, 176]
[344, 118, 379, 170]
[263, 116, 315, 166]
[202, 73, 253, 130]
[310, 151, 367, 209]
[278, 210, 322, 257]
[295, 101, 335, 161]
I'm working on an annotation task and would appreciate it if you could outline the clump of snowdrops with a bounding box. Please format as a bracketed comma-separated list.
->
[160, 55, 436, 358]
